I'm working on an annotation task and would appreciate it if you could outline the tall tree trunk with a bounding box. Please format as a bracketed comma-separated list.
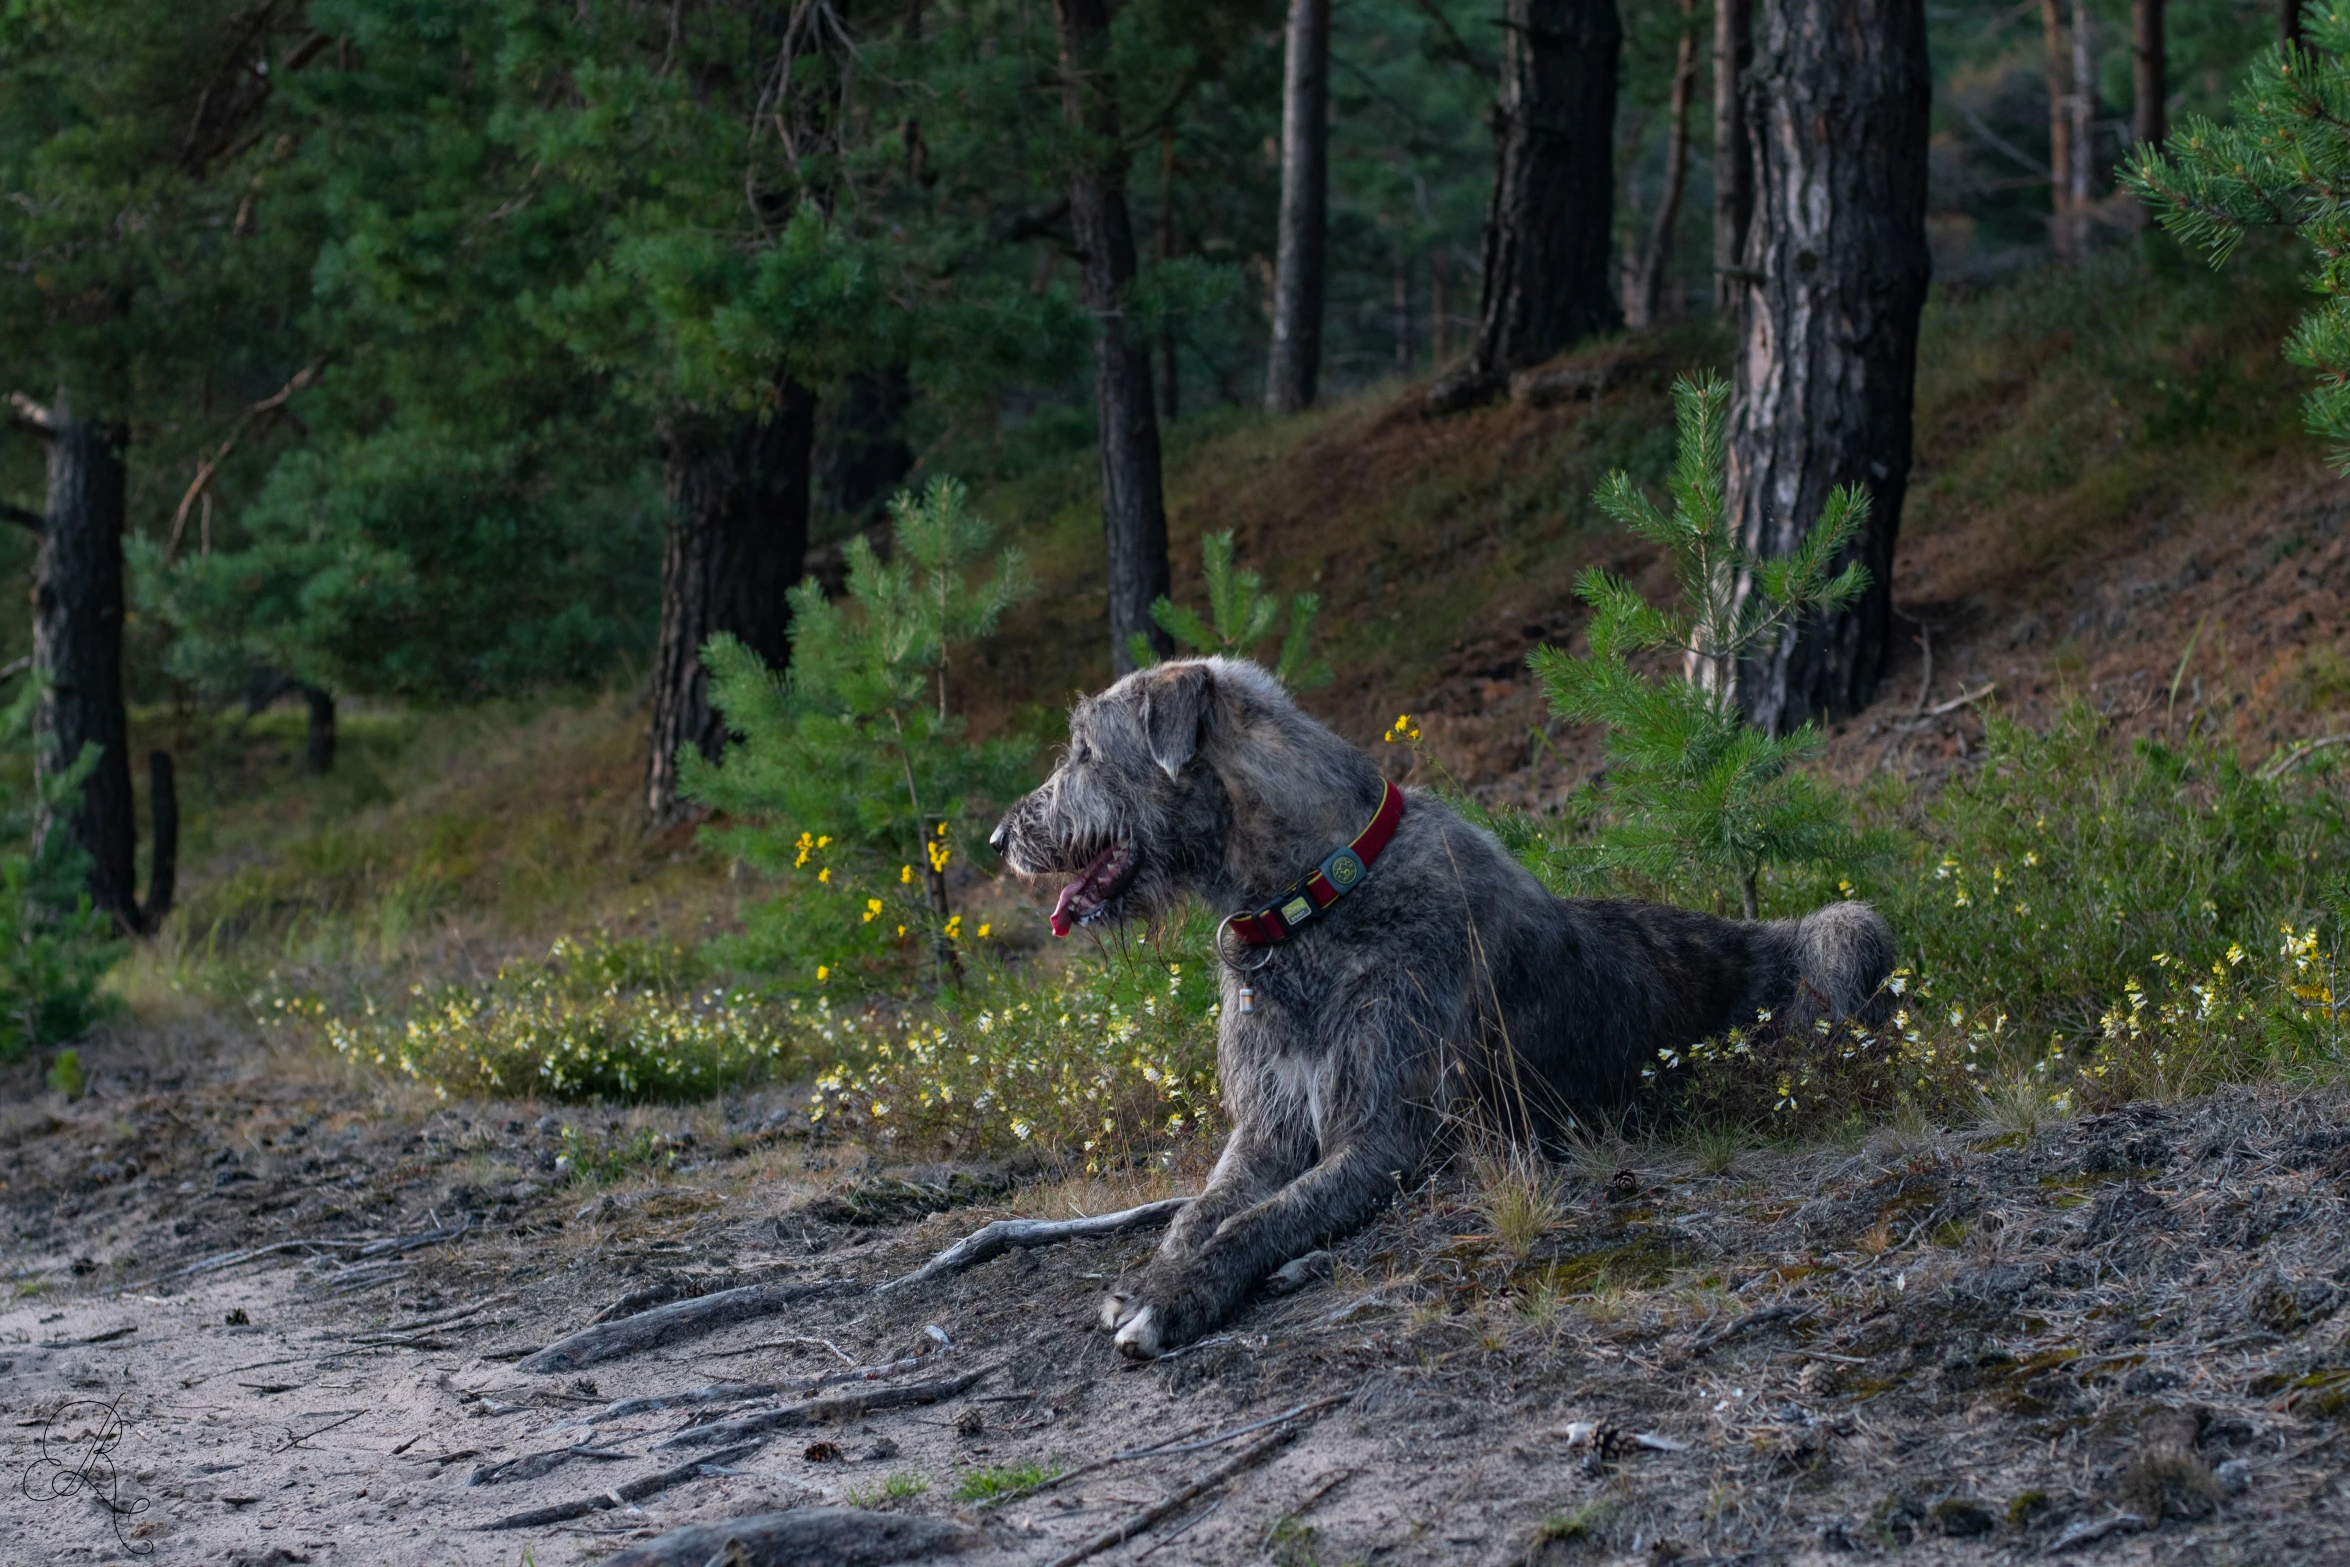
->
[1265, 0, 1330, 413]
[2042, 0, 2077, 261]
[2070, 0, 2095, 216]
[1159, 132, 1181, 423]
[1712, 0, 1753, 315]
[645, 380, 816, 825]
[302, 685, 336, 776]
[816, 367, 915, 526]
[1628, 0, 1700, 329]
[1055, 0, 1171, 675]
[30, 398, 169, 932]
[1727, 0, 1931, 733]
[1472, 0, 1623, 377]
[1429, 247, 1451, 363]
[2132, 0, 2165, 152]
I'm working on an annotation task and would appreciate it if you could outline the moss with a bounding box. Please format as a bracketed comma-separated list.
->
[2005, 1490, 2052, 1529]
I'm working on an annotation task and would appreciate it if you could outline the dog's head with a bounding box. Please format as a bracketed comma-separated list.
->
[989, 659, 1246, 934]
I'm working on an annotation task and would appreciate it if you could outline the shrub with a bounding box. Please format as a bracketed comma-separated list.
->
[803, 924, 1222, 1167]
[687, 477, 1035, 993]
[0, 684, 122, 1062]
[286, 932, 795, 1102]
[1529, 373, 1870, 919]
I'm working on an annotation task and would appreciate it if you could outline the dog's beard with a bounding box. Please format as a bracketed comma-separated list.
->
[1049, 837, 1139, 936]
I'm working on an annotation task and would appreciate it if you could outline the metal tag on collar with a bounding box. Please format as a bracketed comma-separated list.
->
[1320, 846, 1367, 892]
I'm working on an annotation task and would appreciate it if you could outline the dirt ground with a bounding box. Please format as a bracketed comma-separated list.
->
[5, 1021, 2349, 1567]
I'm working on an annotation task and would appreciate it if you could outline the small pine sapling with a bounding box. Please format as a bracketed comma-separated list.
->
[0, 681, 121, 1063]
[2126, 14, 2350, 463]
[1529, 373, 1868, 920]
[1130, 529, 1331, 688]
[687, 477, 1035, 988]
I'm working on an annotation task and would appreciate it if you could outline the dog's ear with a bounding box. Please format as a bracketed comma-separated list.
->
[1139, 663, 1213, 781]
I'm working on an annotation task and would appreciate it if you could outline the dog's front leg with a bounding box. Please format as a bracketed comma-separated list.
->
[1104, 1129, 1409, 1359]
[1099, 1114, 1310, 1336]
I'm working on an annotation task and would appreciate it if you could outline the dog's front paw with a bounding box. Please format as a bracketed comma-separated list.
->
[1112, 1304, 1164, 1360]
[1096, 1270, 1215, 1360]
[1097, 1288, 1168, 1358]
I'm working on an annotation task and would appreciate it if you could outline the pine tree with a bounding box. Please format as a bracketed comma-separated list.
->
[685, 479, 1035, 989]
[1132, 529, 1331, 688]
[1529, 374, 1867, 920]
[2127, 10, 2350, 464]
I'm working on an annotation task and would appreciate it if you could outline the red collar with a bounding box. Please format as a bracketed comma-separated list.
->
[1222, 780, 1405, 947]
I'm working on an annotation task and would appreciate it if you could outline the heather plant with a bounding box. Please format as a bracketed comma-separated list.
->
[287, 932, 793, 1103]
[1529, 373, 1871, 918]
[686, 478, 1036, 992]
[802, 926, 1222, 1168]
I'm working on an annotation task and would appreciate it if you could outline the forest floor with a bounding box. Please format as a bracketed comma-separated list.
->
[5, 1019, 2349, 1566]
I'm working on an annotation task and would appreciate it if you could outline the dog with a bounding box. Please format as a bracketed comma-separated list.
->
[990, 657, 1893, 1358]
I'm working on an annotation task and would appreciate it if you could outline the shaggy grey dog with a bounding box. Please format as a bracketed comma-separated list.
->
[991, 657, 1893, 1358]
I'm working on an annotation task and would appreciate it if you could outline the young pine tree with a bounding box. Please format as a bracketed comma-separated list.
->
[1529, 373, 1867, 919]
[1131, 529, 1331, 688]
[685, 479, 1035, 990]
[0, 682, 121, 1063]
[2127, 12, 2350, 464]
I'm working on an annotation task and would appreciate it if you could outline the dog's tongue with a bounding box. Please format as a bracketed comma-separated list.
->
[1049, 881, 1081, 938]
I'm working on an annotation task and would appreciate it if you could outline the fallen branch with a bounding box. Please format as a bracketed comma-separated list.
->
[1555, 1421, 1689, 1455]
[2047, 1511, 2147, 1553]
[875, 1198, 1190, 1294]
[653, 1365, 997, 1449]
[123, 1236, 373, 1292]
[350, 1291, 516, 1344]
[597, 1506, 981, 1566]
[1924, 681, 1995, 716]
[1041, 1421, 1308, 1567]
[1687, 1302, 1815, 1358]
[978, 1394, 1354, 1512]
[467, 1441, 636, 1487]
[2258, 733, 2350, 782]
[581, 1349, 947, 1426]
[476, 1441, 765, 1530]
[516, 1278, 853, 1374]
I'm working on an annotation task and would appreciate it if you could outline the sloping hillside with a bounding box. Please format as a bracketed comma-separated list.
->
[969, 238, 2344, 811]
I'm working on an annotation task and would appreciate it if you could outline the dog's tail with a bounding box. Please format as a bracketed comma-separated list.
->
[1759, 900, 1896, 1032]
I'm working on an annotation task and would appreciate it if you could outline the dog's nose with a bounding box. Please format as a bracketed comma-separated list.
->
[988, 819, 1009, 855]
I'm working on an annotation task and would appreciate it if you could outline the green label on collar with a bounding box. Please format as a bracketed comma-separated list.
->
[1281, 895, 1313, 926]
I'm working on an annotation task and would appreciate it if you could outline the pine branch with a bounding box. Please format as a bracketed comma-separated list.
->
[0, 503, 42, 533]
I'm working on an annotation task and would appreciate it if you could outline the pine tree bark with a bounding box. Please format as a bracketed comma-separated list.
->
[301, 685, 336, 776]
[2042, 0, 2077, 261]
[1727, 0, 1931, 734]
[1627, 0, 1699, 329]
[1055, 0, 1171, 674]
[1713, 0, 1753, 315]
[816, 367, 915, 526]
[30, 398, 146, 930]
[1472, 0, 1623, 377]
[645, 380, 816, 825]
[1265, 0, 1330, 413]
[2132, 0, 2165, 151]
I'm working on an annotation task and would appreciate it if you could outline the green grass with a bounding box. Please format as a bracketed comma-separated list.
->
[953, 1461, 1061, 1502]
[845, 1470, 931, 1506]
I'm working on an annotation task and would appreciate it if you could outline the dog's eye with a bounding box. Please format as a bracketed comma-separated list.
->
[1073, 742, 1091, 765]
